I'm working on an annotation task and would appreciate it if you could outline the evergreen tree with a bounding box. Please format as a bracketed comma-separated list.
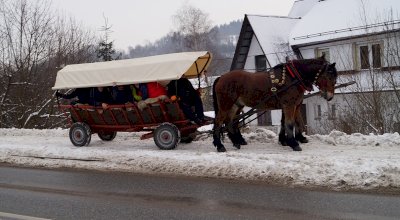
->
[97, 15, 116, 61]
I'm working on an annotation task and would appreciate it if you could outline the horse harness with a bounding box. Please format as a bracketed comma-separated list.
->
[227, 60, 329, 131]
[270, 60, 327, 94]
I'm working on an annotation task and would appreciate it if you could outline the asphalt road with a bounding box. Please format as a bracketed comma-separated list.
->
[0, 165, 399, 220]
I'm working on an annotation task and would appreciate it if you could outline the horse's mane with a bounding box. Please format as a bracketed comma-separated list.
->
[272, 63, 285, 70]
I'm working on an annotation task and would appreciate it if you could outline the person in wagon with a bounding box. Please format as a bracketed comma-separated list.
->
[130, 84, 143, 102]
[140, 82, 170, 104]
[167, 77, 205, 125]
[56, 87, 111, 109]
[56, 88, 90, 105]
[110, 85, 134, 104]
[89, 87, 113, 109]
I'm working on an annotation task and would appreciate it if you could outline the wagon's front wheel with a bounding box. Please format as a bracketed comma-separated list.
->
[98, 131, 117, 141]
[153, 123, 180, 150]
[69, 122, 91, 147]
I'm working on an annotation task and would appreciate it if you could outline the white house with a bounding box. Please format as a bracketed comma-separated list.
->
[231, 0, 400, 134]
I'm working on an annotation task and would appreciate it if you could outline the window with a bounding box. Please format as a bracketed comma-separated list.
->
[358, 43, 382, 69]
[316, 48, 330, 62]
[360, 45, 370, 69]
[331, 105, 336, 118]
[372, 44, 382, 68]
[329, 104, 336, 119]
[255, 55, 267, 72]
[317, 105, 321, 118]
[314, 104, 322, 119]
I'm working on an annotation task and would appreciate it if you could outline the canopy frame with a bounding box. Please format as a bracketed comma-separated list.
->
[52, 51, 212, 90]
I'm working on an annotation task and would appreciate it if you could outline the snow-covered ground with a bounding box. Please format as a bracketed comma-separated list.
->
[1, 127, 399, 192]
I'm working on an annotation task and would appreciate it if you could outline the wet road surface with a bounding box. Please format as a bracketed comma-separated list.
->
[0, 165, 399, 220]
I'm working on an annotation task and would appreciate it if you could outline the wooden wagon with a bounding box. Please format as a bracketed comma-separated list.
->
[52, 51, 212, 150]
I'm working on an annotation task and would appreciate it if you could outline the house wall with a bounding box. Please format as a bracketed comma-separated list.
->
[244, 35, 265, 71]
[298, 32, 400, 134]
[305, 91, 400, 134]
[299, 33, 400, 71]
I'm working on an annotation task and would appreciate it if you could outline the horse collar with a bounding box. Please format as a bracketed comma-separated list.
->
[269, 67, 286, 93]
[285, 61, 312, 92]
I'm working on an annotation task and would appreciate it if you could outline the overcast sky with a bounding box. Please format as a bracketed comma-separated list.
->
[51, 0, 295, 51]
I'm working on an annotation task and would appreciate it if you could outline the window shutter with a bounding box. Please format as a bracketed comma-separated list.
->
[352, 43, 358, 71]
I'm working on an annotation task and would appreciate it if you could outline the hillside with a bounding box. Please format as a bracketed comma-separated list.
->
[125, 19, 242, 75]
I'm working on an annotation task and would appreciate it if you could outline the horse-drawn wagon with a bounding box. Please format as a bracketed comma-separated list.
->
[52, 51, 212, 150]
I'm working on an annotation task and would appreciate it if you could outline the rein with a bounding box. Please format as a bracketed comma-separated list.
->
[226, 79, 300, 132]
[286, 60, 327, 92]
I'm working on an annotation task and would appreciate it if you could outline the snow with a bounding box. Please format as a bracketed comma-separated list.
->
[288, 0, 319, 18]
[1, 127, 400, 191]
[247, 15, 300, 66]
[289, 0, 400, 46]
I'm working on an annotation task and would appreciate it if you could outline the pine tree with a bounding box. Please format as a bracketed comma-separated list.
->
[97, 15, 116, 61]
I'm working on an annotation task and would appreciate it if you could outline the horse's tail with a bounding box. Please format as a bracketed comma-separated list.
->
[212, 77, 221, 117]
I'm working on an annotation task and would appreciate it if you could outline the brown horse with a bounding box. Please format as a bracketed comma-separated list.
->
[212, 56, 337, 152]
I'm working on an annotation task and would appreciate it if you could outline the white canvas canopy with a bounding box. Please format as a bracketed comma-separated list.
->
[52, 51, 212, 90]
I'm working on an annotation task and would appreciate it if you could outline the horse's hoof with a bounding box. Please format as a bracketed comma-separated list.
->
[279, 140, 288, 146]
[296, 135, 309, 143]
[291, 145, 302, 151]
[217, 146, 226, 152]
[239, 139, 247, 145]
[213, 140, 222, 147]
[233, 143, 241, 149]
[298, 138, 308, 143]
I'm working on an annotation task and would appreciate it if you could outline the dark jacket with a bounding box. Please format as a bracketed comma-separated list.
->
[62, 88, 91, 104]
[89, 88, 113, 106]
[139, 84, 148, 100]
[167, 78, 197, 104]
[111, 86, 133, 104]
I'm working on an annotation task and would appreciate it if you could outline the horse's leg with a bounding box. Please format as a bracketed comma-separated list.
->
[234, 107, 247, 146]
[226, 106, 242, 149]
[213, 111, 227, 152]
[294, 105, 308, 143]
[282, 106, 302, 151]
[212, 77, 227, 152]
[279, 110, 287, 146]
[227, 130, 238, 148]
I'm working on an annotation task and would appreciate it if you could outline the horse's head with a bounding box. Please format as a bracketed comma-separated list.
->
[289, 55, 338, 101]
[316, 62, 337, 101]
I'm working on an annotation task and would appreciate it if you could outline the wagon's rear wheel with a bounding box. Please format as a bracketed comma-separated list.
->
[154, 122, 180, 150]
[69, 122, 91, 147]
[98, 131, 117, 141]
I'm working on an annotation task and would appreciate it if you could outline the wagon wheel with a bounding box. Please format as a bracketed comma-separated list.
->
[98, 131, 117, 141]
[153, 123, 181, 150]
[69, 122, 91, 147]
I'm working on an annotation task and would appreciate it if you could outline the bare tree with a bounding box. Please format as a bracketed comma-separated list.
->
[173, 3, 215, 51]
[0, 0, 97, 128]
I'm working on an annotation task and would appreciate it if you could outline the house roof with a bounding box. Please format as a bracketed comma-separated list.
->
[288, 0, 319, 18]
[290, 0, 400, 46]
[230, 16, 254, 70]
[248, 15, 300, 67]
[231, 15, 299, 70]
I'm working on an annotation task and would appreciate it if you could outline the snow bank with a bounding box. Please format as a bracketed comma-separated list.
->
[0, 128, 399, 191]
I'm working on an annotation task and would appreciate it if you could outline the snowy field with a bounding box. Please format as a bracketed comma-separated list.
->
[0, 127, 400, 192]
